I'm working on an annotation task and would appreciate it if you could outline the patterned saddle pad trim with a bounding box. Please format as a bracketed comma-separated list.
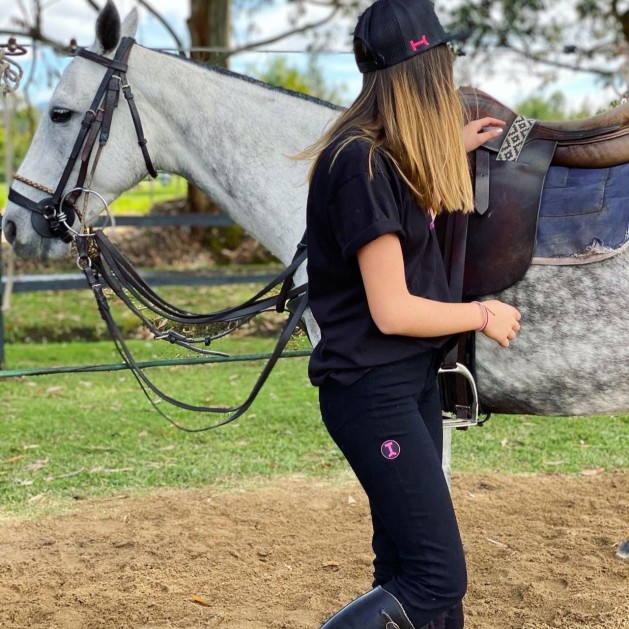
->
[496, 116, 535, 162]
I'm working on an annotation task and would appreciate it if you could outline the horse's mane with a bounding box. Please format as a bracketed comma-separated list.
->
[156, 49, 344, 112]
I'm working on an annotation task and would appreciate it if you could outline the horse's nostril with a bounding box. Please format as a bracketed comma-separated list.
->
[3, 220, 17, 246]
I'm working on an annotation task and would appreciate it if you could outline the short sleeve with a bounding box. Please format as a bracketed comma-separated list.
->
[331, 170, 405, 260]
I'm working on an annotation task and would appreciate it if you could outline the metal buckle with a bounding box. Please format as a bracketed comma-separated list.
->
[438, 362, 480, 429]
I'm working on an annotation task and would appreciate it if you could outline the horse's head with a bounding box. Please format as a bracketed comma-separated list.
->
[2, 1, 155, 259]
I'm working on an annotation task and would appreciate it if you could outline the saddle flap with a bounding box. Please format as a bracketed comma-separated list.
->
[438, 138, 558, 299]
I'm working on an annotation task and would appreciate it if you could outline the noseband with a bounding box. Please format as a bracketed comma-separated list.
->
[8, 36, 157, 243]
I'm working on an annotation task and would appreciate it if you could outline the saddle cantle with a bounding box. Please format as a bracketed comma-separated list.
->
[440, 86, 629, 299]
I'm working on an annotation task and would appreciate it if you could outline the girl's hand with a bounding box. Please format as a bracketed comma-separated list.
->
[463, 117, 506, 152]
[478, 300, 521, 348]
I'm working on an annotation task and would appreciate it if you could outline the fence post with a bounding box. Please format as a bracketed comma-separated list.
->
[1, 90, 17, 368]
[0, 241, 5, 367]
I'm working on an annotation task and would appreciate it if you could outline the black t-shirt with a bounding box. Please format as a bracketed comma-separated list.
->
[306, 136, 454, 386]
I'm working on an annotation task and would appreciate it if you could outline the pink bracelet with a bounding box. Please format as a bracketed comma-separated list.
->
[472, 301, 489, 332]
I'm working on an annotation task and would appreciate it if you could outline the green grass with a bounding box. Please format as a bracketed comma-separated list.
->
[2, 277, 284, 343]
[108, 176, 187, 213]
[0, 286, 627, 517]
[451, 413, 628, 474]
[1, 335, 627, 517]
[0, 336, 335, 515]
[1, 176, 186, 215]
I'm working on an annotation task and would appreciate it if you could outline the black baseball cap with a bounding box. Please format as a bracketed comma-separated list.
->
[354, 0, 463, 73]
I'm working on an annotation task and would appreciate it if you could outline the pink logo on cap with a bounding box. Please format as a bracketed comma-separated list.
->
[410, 35, 430, 51]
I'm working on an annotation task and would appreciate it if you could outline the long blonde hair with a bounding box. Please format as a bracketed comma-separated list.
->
[299, 43, 474, 215]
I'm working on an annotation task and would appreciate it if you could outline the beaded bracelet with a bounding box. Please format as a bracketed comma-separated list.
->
[472, 301, 489, 332]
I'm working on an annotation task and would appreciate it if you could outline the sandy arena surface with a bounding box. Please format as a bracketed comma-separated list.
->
[1, 471, 628, 629]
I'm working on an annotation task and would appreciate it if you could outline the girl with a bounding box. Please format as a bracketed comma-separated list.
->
[303, 0, 521, 627]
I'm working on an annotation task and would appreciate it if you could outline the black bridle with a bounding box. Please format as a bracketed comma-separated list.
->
[8, 37, 156, 242]
[7, 35, 309, 431]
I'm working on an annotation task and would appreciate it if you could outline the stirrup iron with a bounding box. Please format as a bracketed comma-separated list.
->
[438, 362, 480, 429]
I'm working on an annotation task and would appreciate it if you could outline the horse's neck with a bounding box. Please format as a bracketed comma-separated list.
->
[132, 49, 339, 263]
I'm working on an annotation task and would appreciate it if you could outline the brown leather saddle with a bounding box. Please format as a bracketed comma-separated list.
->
[439, 86, 629, 299]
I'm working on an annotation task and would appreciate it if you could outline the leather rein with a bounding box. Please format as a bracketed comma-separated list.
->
[76, 232, 308, 432]
[7, 36, 309, 431]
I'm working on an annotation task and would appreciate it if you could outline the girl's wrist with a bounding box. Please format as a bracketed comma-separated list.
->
[471, 301, 489, 332]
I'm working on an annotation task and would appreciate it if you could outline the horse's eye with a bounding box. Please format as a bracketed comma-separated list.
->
[49, 108, 72, 123]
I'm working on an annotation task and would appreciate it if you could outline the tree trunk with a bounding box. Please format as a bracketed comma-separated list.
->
[186, 0, 230, 214]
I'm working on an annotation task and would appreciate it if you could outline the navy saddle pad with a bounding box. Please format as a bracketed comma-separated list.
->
[535, 162, 629, 259]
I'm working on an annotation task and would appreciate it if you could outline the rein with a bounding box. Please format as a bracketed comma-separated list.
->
[7, 35, 310, 431]
[8, 37, 156, 242]
[76, 233, 308, 432]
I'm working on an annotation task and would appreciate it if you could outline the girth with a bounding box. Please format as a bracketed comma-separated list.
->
[435, 90, 560, 423]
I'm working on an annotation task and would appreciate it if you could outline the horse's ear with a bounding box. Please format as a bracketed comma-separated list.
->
[95, 0, 121, 54]
[120, 8, 139, 40]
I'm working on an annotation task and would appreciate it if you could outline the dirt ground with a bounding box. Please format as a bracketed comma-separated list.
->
[0, 471, 627, 629]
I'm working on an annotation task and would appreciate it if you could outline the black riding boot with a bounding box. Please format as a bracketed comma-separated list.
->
[320, 586, 416, 628]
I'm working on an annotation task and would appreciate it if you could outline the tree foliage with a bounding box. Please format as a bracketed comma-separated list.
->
[249, 55, 344, 103]
[0, 0, 362, 212]
[445, 1, 628, 88]
[514, 91, 594, 120]
[0, 104, 38, 183]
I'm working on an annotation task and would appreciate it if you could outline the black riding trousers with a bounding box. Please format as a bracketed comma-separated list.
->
[319, 351, 467, 627]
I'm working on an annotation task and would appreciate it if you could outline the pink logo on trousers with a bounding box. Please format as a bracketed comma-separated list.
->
[381, 440, 401, 460]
